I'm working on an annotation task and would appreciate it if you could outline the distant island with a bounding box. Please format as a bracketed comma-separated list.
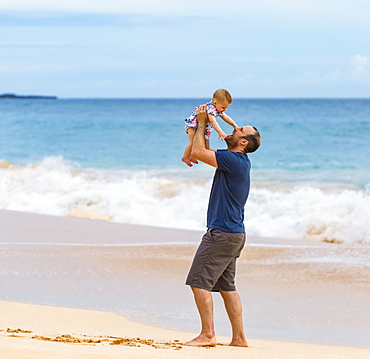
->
[0, 93, 57, 99]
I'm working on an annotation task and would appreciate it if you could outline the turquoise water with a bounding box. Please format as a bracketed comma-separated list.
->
[1, 98, 370, 244]
[1, 98, 369, 181]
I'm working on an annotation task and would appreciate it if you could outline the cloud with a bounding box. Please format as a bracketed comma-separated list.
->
[0, 11, 200, 27]
[285, 55, 370, 88]
[350, 55, 370, 80]
[1, 2, 369, 97]
[0, 63, 69, 72]
[0, 0, 369, 21]
[0, 43, 85, 48]
[0, 1, 219, 15]
[292, 70, 346, 85]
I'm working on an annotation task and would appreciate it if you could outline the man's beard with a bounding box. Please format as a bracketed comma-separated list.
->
[225, 135, 238, 150]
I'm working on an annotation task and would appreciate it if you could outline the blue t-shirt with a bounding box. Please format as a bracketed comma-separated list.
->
[206, 149, 251, 233]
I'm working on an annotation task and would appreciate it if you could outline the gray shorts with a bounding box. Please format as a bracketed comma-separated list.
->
[185, 228, 246, 292]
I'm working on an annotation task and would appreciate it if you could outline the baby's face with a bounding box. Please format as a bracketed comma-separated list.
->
[213, 99, 230, 113]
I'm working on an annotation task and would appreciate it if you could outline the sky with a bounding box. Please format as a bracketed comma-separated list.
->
[0, 0, 369, 98]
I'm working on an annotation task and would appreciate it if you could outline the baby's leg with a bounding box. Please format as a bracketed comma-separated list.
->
[182, 127, 196, 167]
[182, 143, 193, 166]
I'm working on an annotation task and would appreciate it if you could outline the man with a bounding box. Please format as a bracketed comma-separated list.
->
[185, 104, 261, 347]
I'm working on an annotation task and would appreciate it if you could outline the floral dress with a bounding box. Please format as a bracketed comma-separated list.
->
[184, 101, 224, 139]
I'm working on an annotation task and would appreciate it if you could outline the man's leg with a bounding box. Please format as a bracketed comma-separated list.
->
[220, 290, 248, 347]
[185, 286, 217, 346]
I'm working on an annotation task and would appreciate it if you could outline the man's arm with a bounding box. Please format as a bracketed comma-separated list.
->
[191, 105, 218, 167]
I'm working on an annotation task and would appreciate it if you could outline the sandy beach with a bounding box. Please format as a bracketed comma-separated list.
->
[1, 209, 370, 358]
[1, 300, 370, 359]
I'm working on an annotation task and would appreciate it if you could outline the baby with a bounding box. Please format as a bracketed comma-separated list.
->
[182, 89, 238, 167]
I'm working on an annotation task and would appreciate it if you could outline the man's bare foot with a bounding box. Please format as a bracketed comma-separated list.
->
[184, 334, 217, 347]
[229, 339, 249, 347]
[182, 157, 193, 167]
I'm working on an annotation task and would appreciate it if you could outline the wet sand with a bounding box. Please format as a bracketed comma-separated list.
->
[1, 209, 370, 357]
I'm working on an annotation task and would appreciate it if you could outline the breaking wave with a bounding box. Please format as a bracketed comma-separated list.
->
[1, 157, 369, 245]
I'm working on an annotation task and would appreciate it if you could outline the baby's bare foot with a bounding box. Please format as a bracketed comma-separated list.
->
[182, 157, 193, 167]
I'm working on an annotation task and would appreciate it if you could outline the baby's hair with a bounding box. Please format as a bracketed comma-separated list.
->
[213, 89, 232, 104]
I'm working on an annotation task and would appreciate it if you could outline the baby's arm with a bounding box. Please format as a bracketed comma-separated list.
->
[220, 113, 239, 129]
[208, 114, 227, 139]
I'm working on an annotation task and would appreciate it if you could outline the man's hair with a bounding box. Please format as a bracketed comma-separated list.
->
[243, 127, 261, 153]
[213, 89, 232, 104]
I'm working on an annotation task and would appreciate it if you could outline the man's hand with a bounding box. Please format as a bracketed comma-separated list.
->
[191, 104, 217, 168]
[196, 104, 208, 124]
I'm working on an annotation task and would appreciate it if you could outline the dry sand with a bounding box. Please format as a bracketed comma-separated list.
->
[1, 300, 369, 359]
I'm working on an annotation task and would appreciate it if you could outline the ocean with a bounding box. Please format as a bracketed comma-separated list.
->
[1, 98, 370, 244]
[1, 98, 370, 348]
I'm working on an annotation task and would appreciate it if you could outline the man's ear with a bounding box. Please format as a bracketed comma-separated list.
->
[240, 138, 248, 147]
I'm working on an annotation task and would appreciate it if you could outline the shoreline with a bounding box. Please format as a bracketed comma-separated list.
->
[1, 209, 370, 350]
[1, 300, 369, 359]
[0, 208, 334, 247]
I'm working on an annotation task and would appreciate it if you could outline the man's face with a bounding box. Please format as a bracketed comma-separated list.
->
[225, 126, 255, 148]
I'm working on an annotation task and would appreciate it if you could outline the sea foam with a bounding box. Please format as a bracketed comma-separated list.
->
[1, 157, 369, 245]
